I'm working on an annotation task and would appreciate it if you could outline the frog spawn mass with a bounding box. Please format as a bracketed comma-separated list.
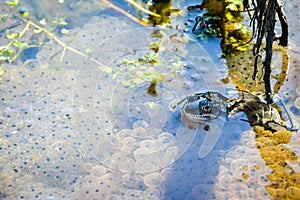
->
[1, 4, 299, 200]
[0, 15, 228, 199]
[72, 25, 226, 171]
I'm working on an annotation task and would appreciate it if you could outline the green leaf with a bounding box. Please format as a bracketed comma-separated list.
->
[6, 31, 18, 39]
[4, 0, 19, 8]
[84, 48, 92, 54]
[61, 28, 69, 34]
[33, 29, 43, 33]
[39, 18, 47, 26]
[0, 48, 14, 60]
[13, 41, 28, 48]
[52, 17, 68, 25]
[22, 11, 30, 19]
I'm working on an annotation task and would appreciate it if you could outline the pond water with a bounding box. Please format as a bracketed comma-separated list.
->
[1, 0, 300, 200]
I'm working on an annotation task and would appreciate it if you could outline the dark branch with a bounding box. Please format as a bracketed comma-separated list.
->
[244, 0, 288, 103]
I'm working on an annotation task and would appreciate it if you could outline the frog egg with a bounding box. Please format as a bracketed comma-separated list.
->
[286, 187, 300, 199]
[0, 174, 23, 199]
[257, 174, 271, 186]
[121, 173, 146, 190]
[13, 184, 44, 200]
[161, 146, 179, 165]
[215, 129, 275, 199]
[294, 97, 300, 110]
[118, 157, 136, 173]
[104, 194, 124, 200]
[216, 174, 233, 190]
[296, 86, 300, 96]
[257, 187, 273, 200]
[161, 173, 189, 199]
[167, 79, 192, 97]
[131, 127, 148, 138]
[143, 172, 164, 188]
[116, 129, 132, 140]
[230, 158, 250, 171]
[215, 191, 233, 200]
[159, 168, 173, 179]
[136, 139, 157, 152]
[287, 136, 300, 159]
[107, 152, 131, 171]
[34, 143, 83, 188]
[192, 184, 217, 200]
[144, 188, 161, 199]
[245, 155, 266, 170]
[120, 136, 138, 152]
[233, 145, 253, 157]
[7, 174, 72, 199]
[124, 189, 144, 199]
[147, 127, 164, 137]
[228, 183, 251, 199]
[135, 156, 161, 173]
[229, 70, 243, 82]
[156, 132, 175, 149]
[73, 173, 117, 199]
[132, 120, 149, 129]
[91, 165, 107, 177]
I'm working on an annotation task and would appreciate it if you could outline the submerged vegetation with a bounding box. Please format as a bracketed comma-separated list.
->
[188, 0, 288, 103]
[188, 0, 252, 56]
[0, 0, 115, 81]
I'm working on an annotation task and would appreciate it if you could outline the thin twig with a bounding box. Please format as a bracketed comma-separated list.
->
[101, 0, 150, 26]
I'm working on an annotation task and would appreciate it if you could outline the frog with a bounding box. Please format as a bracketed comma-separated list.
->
[172, 89, 294, 158]
[173, 91, 229, 126]
[174, 90, 292, 130]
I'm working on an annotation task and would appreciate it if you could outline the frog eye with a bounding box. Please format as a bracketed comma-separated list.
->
[204, 105, 210, 110]
[202, 105, 212, 113]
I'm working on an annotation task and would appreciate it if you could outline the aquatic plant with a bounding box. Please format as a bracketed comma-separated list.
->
[102, 0, 181, 26]
[188, 0, 252, 55]
[1, 21, 96, 63]
[243, 0, 288, 103]
[188, 0, 289, 103]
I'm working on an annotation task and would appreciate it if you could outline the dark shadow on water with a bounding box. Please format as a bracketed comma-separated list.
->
[162, 115, 251, 200]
